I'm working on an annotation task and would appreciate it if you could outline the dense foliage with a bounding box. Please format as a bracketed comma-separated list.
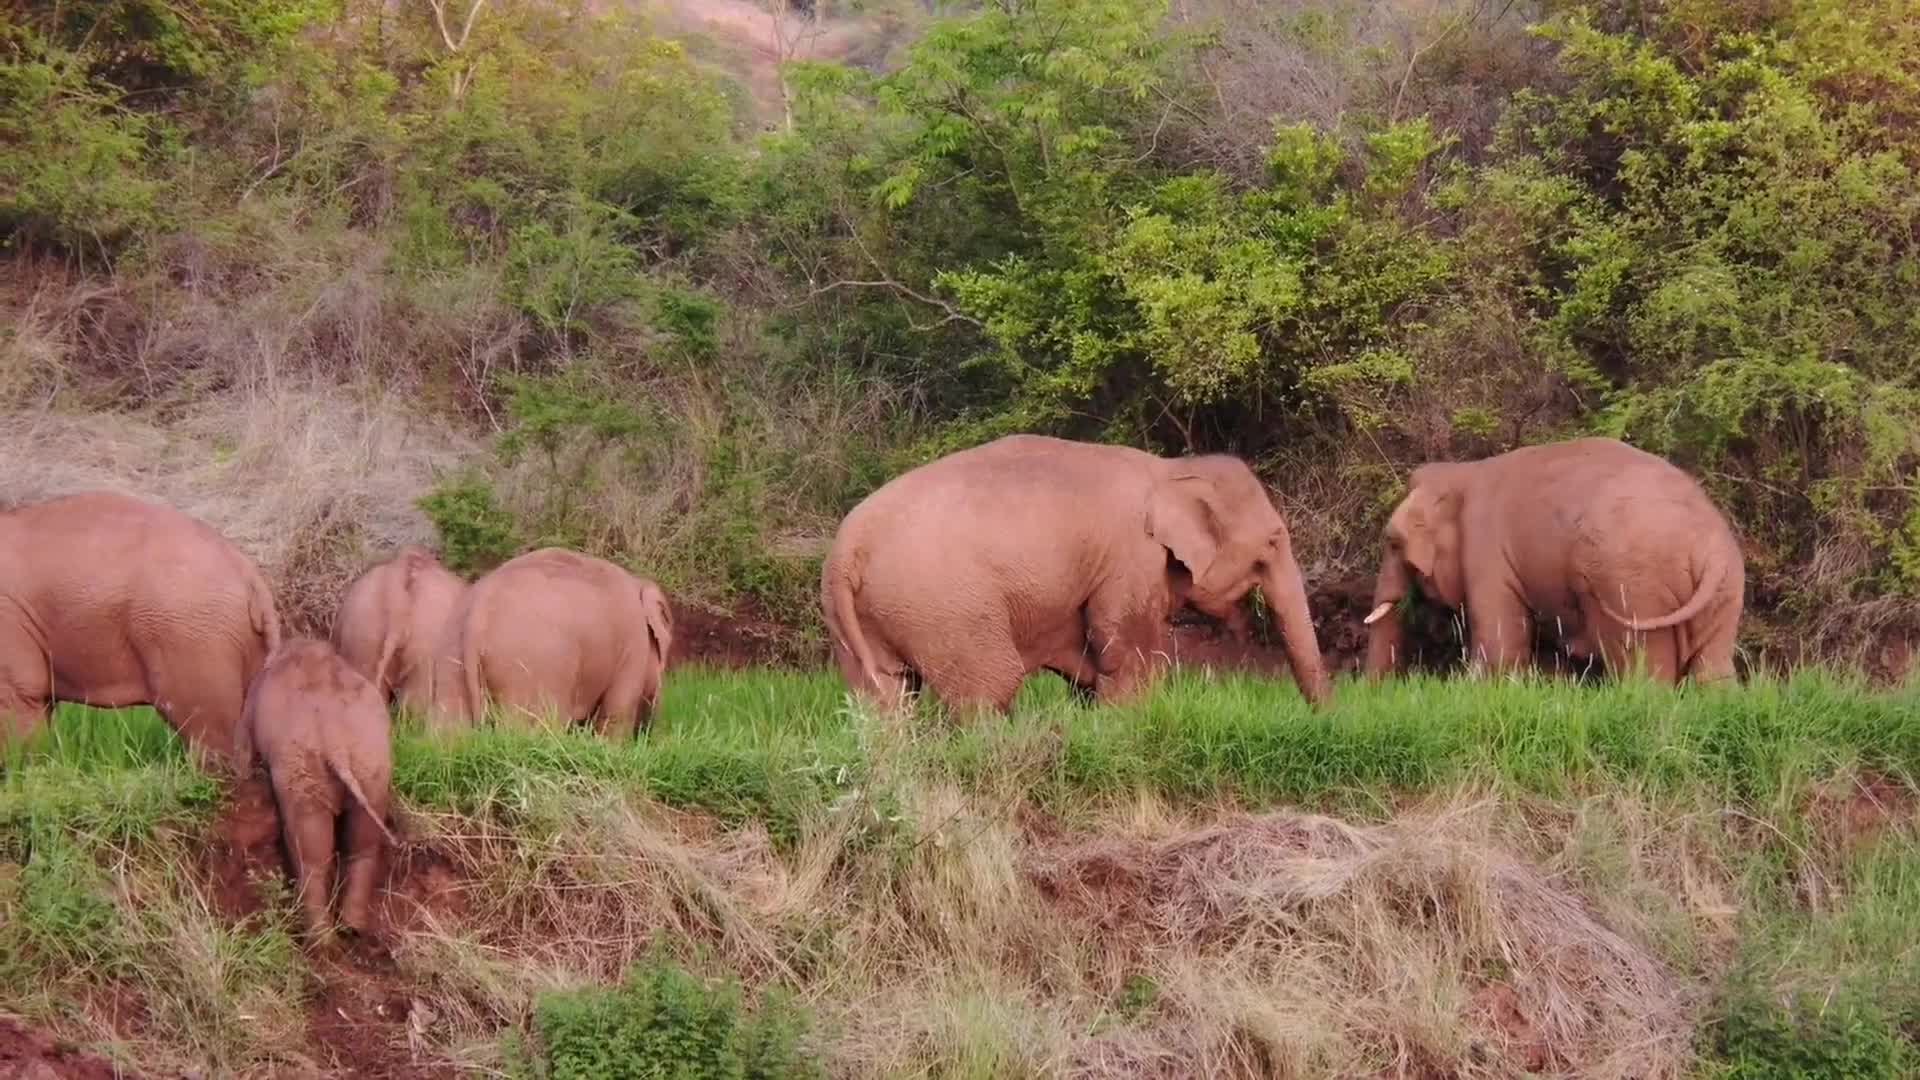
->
[4, 0, 1919, 656]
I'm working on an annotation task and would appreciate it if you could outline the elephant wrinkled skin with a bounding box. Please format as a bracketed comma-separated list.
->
[820, 433, 1331, 715]
[0, 490, 282, 765]
[235, 638, 397, 938]
[332, 545, 467, 711]
[1363, 436, 1745, 684]
[439, 548, 676, 736]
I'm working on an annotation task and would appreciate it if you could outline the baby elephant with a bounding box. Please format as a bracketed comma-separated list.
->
[234, 638, 398, 938]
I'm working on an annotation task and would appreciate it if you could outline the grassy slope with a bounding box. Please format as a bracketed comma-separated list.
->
[6, 668, 1920, 1076]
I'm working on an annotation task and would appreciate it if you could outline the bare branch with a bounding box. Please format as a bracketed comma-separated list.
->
[426, 0, 488, 54]
[807, 279, 985, 331]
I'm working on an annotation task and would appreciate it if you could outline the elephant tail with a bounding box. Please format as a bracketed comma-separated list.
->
[248, 568, 283, 656]
[822, 550, 884, 694]
[1597, 542, 1733, 632]
[462, 595, 488, 724]
[328, 752, 398, 848]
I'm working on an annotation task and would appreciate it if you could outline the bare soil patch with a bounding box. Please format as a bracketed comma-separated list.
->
[0, 1016, 139, 1080]
[668, 598, 807, 669]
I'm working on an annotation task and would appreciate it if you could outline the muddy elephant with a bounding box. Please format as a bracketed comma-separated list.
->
[332, 545, 467, 710]
[235, 638, 396, 937]
[441, 548, 676, 736]
[0, 490, 282, 766]
[820, 433, 1332, 715]
[1362, 436, 1745, 683]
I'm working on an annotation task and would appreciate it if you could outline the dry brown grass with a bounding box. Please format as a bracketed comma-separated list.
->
[346, 767, 1708, 1078]
[0, 256, 483, 634]
[1158, 0, 1558, 183]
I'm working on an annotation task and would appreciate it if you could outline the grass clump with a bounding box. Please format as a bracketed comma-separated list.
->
[521, 949, 824, 1080]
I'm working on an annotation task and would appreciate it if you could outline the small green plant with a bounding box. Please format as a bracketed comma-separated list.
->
[418, 471, 520, 576]
[528, 950, 824, 1080]
[1703, 972, 1920, 1078]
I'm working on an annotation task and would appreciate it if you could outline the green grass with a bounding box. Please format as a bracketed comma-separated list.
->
[14, 666, 1920, 836]
[377, 665, 1920, 833]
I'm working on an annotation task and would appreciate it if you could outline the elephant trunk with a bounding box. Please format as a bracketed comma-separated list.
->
[1262, 560, 1331, 708]
[1363, 550, 1410, 679]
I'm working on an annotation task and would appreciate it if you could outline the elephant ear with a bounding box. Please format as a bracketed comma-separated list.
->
[1146, 474, 1224, 582]
[1398, 484, 1463, 601]
[639, 583, 675, 668]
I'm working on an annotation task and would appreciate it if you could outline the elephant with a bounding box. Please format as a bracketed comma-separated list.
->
[440, 547, 675, 736]
[234, 638, 397, 938]
[820, 433, 1332, 715]
[1362, 436, 1745, 684]
[0, 489, 282, 766]
[331, 545, 467, 710]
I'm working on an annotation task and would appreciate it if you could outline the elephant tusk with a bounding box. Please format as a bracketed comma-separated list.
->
[1363, 601, 1393, 625]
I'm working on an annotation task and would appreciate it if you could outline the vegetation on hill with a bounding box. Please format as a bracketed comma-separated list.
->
[10, 4, 1920, 1075]
[4, 0, 1918, 670]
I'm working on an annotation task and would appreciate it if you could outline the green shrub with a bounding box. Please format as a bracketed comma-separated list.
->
[1704, 973, 1920, 1079]
[418, 472, 520, 576]
[528, 952, 824, 1080]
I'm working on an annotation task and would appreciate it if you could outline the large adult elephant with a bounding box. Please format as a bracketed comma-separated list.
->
[1362, 436, 1745, 683]
[332, 545, 467, 708]
[0, 490, 283, 764]
[439, 548, 675, 737]
[820, 434, 1332, 714]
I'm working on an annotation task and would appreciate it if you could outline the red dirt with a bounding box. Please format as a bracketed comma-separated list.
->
[1806, 770, 1918, 852]
[0, 1016, 140, 1080]
[667, 598, 808, 669]
[202, 783, 474, 1077]
[1469, 981, 1556, 1074]
[304, 956, 457, 1080]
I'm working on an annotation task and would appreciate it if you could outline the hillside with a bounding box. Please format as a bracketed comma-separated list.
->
[6, 0, 1919, 675]
[6, 0, 1920, 1075]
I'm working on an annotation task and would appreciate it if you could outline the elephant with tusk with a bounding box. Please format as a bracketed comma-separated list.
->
[1363, 436, 1745, 684]
[820, 433, 1332, 715]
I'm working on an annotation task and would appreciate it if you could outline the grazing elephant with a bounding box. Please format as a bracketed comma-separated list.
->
[0, 490, 282, 765]
[332, 545, 467, 708]
[446, 548, 675, 736]
[1362, 436, 1745, 683]
[235, 638, 396, 938]
[820, 433, 1332, 715]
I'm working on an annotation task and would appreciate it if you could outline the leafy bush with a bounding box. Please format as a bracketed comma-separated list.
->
[418, 472, 520, 577]
[528, 952, 824, 1080]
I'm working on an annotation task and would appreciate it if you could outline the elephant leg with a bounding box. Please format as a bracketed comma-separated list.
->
[917, 639, 1026, 719]
[595, 674, 657, 740]
[1084, 593, 1168, 705]
[149, 661, 248, 769]
[0, 627, 53, 745]
[337, 793, 388, 934]
[1686, 617, 1739, 684]
[830, 633, 914, 715]
[1464, 586, 1532, 676]
[279, 791, 341, 938]
[1582, 586, 1691, 685]
[1027, 623, 1098, 704]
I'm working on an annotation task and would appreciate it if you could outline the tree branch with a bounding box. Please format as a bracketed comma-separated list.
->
[427, 0, 488, 54]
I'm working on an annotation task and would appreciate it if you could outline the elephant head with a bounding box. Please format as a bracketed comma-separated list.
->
[1364, 463, 1465, 675]
[1146, 455, 1331, 706]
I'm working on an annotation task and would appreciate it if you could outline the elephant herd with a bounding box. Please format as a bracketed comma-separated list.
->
[0, 431, 1744, 936]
